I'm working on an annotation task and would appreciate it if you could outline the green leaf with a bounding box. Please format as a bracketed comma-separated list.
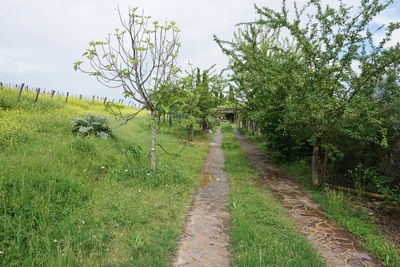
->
[73, 61, 83, 71]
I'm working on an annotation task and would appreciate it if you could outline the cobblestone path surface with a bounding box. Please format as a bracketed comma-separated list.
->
[173, 128, 231, 267]
[236, 131, 382, 267]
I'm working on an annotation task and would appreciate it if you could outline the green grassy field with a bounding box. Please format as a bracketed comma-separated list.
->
[0, 88, 210, 266]
[221, 125, 324, 267]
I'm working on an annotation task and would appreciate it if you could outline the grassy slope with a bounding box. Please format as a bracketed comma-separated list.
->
[221, 126, 324, 267]
[242, 131, 400, 266]
[0, 88, 210, 266]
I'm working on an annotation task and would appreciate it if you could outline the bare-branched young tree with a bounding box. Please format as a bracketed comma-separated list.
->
[74, 7, 180, 170]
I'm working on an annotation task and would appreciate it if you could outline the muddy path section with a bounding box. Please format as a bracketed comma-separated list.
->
[236, 131, 382, 267]
[172, 128, 231, 267]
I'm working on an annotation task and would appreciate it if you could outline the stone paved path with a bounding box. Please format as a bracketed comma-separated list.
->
[236, 131, 382, 267]
[173, 128, 231, 267]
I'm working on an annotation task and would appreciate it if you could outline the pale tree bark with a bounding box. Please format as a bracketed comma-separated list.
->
[150, 109, 157, 170]
[75, 7, 180, 171]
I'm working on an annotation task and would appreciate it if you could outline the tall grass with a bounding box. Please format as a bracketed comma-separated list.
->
[0, 87, 210, 266]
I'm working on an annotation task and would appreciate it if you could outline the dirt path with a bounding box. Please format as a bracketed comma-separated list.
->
[172, 128, 231, 267]
[236, 131, 382, 267]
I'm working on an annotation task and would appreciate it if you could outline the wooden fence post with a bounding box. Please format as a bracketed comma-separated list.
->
[51, 90, 55, 98]
[0, 82, 3, 90]
[17, 83, 25, 101]
[65, 92, 69, 103]
[34, 88, 41, 103]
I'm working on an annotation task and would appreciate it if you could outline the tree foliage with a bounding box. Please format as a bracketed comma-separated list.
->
[75, 7, 180, 170]
[216, 0, 400, 189]
[166, 66, 225, 140]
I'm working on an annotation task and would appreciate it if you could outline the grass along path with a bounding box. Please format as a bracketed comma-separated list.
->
[281, 162, 400, 266]
[0, 87, 210, 266]
[242, 131, 400, 266]
[235, 129, 383, 267]
[222, 125, 324, 267]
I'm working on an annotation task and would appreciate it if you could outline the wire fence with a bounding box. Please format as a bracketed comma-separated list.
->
[0, 81, 139, 108]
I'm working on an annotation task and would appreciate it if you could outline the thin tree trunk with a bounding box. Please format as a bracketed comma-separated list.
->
[188, 125, 194, 141]
[157, 113, 161, 126]
[150, 109, 157, 170]
[319, 149, 329, 187]
[312, 137, 321, 187]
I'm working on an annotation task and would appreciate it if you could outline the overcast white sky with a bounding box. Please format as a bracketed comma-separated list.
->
[0, 0, 399, 100]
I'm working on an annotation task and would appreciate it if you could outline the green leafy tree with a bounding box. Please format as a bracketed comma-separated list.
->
[217, 0, 400, 187]
[172, 66, 225, 140]
[255, 0, 400, 186]
[74, 7, 180, 170]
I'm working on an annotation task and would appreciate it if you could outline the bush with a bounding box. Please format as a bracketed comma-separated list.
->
[71, 115, 112, 138]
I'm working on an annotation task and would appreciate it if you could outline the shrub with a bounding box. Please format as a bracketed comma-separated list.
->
[71, 115, 112, 138]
